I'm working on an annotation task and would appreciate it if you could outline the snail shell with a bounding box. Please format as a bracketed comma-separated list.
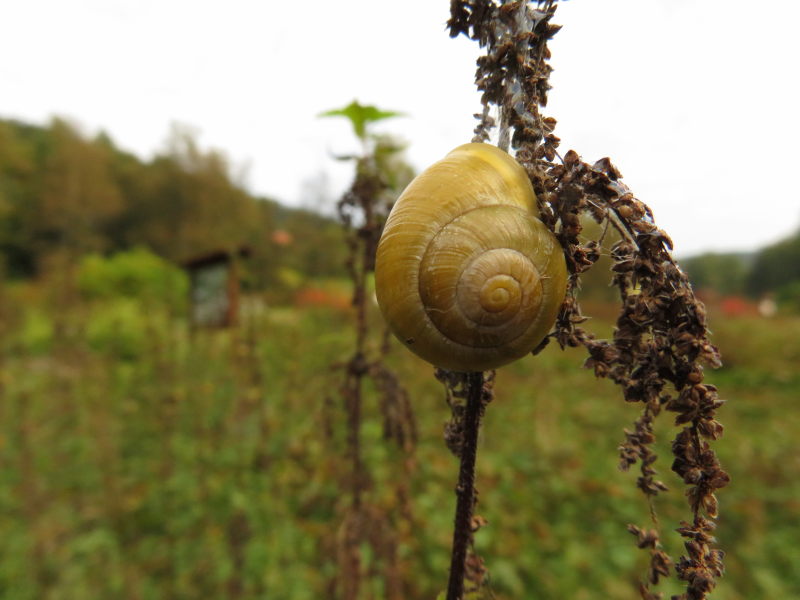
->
[375, 143, 567, 372]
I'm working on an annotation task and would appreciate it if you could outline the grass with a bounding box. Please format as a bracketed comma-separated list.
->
[0, 288, 798, 599]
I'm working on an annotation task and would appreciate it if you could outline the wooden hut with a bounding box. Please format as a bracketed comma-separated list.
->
[182, 247, 250, 327]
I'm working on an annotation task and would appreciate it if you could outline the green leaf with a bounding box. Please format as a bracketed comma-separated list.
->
[319, 100, 404, 140]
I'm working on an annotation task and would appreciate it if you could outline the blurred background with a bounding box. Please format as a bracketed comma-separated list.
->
[0, 1, 798, 599]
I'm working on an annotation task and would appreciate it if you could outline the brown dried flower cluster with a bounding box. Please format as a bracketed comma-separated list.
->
[449, 1, 730, 599]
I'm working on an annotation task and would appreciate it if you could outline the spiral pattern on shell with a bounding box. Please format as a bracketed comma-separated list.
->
[375, 143, 567, 372]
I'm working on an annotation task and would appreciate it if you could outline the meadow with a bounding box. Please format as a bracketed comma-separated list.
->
[1, 278, 798, 599]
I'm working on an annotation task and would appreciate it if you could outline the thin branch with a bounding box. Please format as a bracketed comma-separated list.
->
[446, 371, 485, 600]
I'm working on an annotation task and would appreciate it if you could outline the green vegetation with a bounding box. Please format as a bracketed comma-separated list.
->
[0, 117, 347, 290]
[0, 279, 797, 599]
[746, 231, 800, 298]
[77, 247, 188, 308]
[0, 113, 798, 597]
[320, 100, 404, 143]
[680, 228, 800, 312]
[679, 253, 751, 297]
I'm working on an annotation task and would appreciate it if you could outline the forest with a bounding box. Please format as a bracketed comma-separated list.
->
[0, 117, 348, 295]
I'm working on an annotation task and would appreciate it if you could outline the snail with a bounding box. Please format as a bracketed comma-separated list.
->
[374, 143, 567, 372]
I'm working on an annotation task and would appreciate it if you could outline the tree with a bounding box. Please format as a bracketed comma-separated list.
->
[746, 230, 800, 296]
[0, 120, 39, 275]
[680, 252, 750, 296]
[37, 118, 124, 255]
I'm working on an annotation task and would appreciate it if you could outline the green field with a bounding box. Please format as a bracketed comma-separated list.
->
[1, 286, 798, 599]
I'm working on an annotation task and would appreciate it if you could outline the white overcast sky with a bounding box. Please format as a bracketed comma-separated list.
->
[1, 0, 798, 257]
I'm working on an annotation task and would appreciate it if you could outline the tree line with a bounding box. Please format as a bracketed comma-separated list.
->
[681, 230, 800, 308]
[2, 115, 797, 307]
[0, 117, 347, 288]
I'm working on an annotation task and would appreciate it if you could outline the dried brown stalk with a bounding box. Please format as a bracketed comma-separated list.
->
[331, 152, 418, 599]
[437, 369, 495, 600]
[449, 2, 729, 598]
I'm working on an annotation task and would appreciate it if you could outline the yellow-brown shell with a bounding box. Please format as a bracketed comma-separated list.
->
[375, 143, 568, 372]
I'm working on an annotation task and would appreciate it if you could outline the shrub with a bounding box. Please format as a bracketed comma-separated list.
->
[17, 308, 54, 355]
[77, 247, 188, 312]
[84, 298, 148, 360]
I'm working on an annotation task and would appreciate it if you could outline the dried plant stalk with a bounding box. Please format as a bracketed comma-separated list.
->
[436, 369, 495, 599]
[448, 2, 729, 598]
[331, 152, 419, 599]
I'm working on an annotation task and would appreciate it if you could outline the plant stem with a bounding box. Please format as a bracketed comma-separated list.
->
[446, 371, 484, 600]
